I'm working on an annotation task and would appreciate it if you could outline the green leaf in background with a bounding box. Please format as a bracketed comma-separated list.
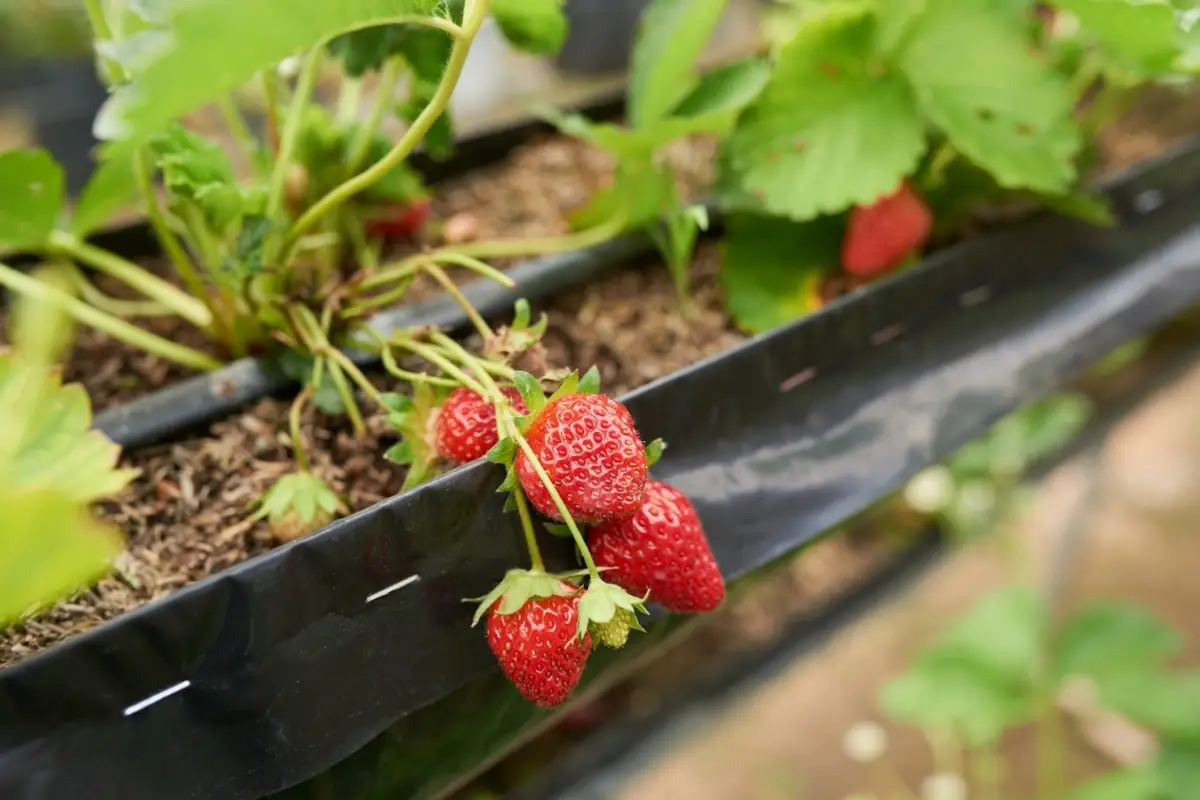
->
[569, 158, 674, 232]
[0, 149, 65, 250]
[1099, 669, 1200, 743]
[1070, 766, 1161, 800]
[1036, 188, 1117, 227]
[1158, 740, 1200, 800]
[148, 123, 246, 231]
[490, 0, 568, 55]
[0, 489, 123, 628]
[1057, 603, 1181, 680]
[875, 0, 928, 56]
[930, 586, 1046, 684]
[71, 146, 138, 237]
[1050, 0, 1181, 74]
[628, 0, 730, 128]
[397, 80, 456, 160]
[724, 8, 926, 220]
[666, 56, 771, 130]
[719, 213, 841, 334]
[899, 0, 1080, 193]
[97, 0, 439, 140]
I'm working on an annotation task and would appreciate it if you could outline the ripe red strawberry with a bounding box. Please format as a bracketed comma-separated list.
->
[841, 181, 932, 278]
[487, 590, 592, 707]
[435, 386, 528, 465]
[515, 393, 647, 522]
[365, 197, 432, 240]
[588, 480, 725, 613]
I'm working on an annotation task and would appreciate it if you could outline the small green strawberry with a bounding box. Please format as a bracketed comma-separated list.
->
[252, 471, 346, 542]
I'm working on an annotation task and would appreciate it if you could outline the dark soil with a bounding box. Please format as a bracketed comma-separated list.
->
[2, 86, 1198, 665]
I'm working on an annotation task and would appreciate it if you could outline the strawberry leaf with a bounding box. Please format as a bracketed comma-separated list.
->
[720, 213, 841, 334]
[97, 0, 442, 141]
[0, 149, 65, 250]
[724, 7, 926, 221]
[570, 157, 674, 232]
[385, 440, 415, 464]
[628, 0, 731, 128]
[147, 123, 251, 233]
[666, 56, 771, 129]
[512, 370, 547, 415]
[1069, 767, 1160, 800]
[490, 0, 568, 55]
[899, 0, 1080, 193]
[1051, 0, 1181, 74]
[71, 147, 138, 237]
[378, 392, 415, 414]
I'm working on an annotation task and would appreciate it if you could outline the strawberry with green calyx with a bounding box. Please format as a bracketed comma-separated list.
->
[587, 601, 645, 650]
[841, 180, 933, 279]
[511, 371, 647, 522]
[380, 383, 446, 489]
[472, 569, 592, 708]
[435, 385, 529, 465]
[251, 471, 346, 542]
[588, 479, 726, 614]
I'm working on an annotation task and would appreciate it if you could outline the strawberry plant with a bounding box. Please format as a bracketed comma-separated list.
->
[0, 286, 136, 629]
[842, 587, 1200, 799]
[554, 0, 1198, 329]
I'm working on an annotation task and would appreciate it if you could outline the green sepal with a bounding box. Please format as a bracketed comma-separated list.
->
[544, 522, 573, 538]
[468, 568, 580, 627]
[575, 578, 650, 640]
[497, 466, 519, 492]
[546, 371, 579, 404]
[645, 438, 666, 467]
[385, 440, 414, 465]
[512, 370, 546, 415]
[512, 298, 531, 330]
[485, 437, 516, 465]
[578, 365, 601, 394]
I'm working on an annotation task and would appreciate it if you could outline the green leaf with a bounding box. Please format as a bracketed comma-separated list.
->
[1099, 669, 1200, 743]
[396, 81, 455, 160]
[880, 654, 1036, 745]
[148, 123, 244, 231]
[328, 15, 454, 79]
[724, 8, 926, 220]
[379, 392, 415, 414]
[361, 138, 428, 203]
[490, 0, 568, 55]
[578, 366, 601, 394]
[385, 439, 415, 464]
[667, 56, 771, 129]
[512, 371, 546, 415]
[1070, 766, 1161, 800]
[98, 0, 440, 140]
[932, 586, 1046, 683]
[628, 0, 730, 128]
[1159, 740, 1200, 800]
[875, 0, 928, 56]
[71, 148, 138, 237]
[899, 0, 1080, 193]
[1060, 604, 1180, 686]
[0, 489, 123, 628]
[1036, 188, 1117, 227]
[0, 149, 65, 250]
[1051, 0, 1180, 73]
[719, 213, 841, 334]
[224, 215, 275, 279]
[569, 157, 674, 232]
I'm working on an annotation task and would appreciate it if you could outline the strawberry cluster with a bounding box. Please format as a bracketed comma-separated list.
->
[435, 382, 725, 708]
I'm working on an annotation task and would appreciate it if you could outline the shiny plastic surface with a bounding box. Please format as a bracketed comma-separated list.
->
[1, 138, 1199, 799]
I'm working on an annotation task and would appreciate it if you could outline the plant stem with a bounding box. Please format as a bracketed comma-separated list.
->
[262, 71, 282, 152]
[0, 262, 222, 371]
[362, 212, 623, 291]
[289, 386, 314, 472]
[380, 347, 460, 388]
[505, 417, 601, 581]
[217, 95, 259, 174]
[47, 230, 213, 328]
[81, 0, 123, 84]
[422, 262, 493, 340]
[431, 251, 515, 286]
[268, 49, 323, 219]
[342, 275, 416, 318]
[511, 483, 546, 572]
[326, 357, 367, 437]
[346, 58, 403, 174]
[60, 263, 171, 317]
[326, 348, 383, 403]
[283, 1, 489, 255]
[394, 337, 489, 397]
[132, 149, 221, 315]
[336, 77, 363, 126]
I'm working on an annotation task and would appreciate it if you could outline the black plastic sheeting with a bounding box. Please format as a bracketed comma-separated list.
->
[1, 137, 1199, 799]
[514, 337, 1200, 800]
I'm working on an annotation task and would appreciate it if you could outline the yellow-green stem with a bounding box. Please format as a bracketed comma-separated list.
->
[393, 337, 488, 397]
[430, 251, 514, 287]
[380, 347, 459, 388]
[60, 263, 171, 317]
[268, 49, 323, 218]
[511, 483, 545, 572]
[426, 331, 514, 382]
[343, 274, 415, 318]
[47, 230, 212, 328]
[289, 386, 313, 472]
[346, 58, 403, 173]
[423, 262, 492, 340]
[326, 357, 367, 437]
[327, 348, 383, 404]
[262, 71, 282, 150]
[283, 1, 489, 255]
[0, 262, 222, 371]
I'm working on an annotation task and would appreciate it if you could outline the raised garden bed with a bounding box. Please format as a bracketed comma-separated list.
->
[1, 2, 1199, 799]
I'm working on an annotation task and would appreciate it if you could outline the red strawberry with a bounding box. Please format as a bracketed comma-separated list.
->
[365, 197, 432, 240]
[588, 480, 725, 613]
[435, 386, 528, 465]
[487, 590, 592, 707]
[515, 393, 647, 522]
[841, 181, 932, 278]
